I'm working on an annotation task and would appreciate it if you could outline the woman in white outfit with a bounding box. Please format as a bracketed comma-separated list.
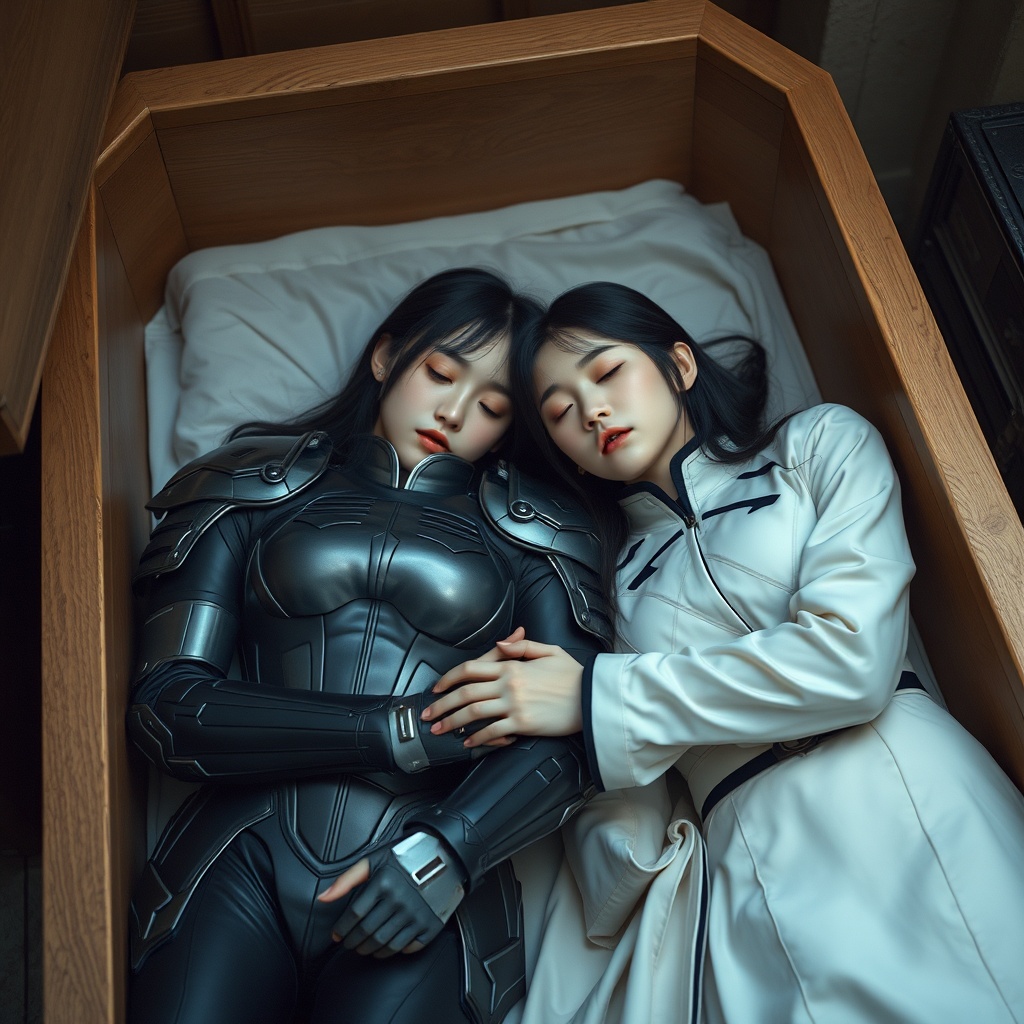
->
[424, 282, 1024, 1024]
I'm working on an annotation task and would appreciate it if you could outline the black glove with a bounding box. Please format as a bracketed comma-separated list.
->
[331, 832, 467, 957]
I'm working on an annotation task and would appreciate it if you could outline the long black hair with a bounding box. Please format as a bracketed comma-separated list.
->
[510, 281, 788, 607]
[232, 267, 543, 463]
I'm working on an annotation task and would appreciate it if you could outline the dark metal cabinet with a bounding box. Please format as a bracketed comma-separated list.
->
[915, 102, 1024, 518]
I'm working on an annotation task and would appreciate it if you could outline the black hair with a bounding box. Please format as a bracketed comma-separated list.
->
[232, 266, 544, 464]
[510, 280, 789, 608]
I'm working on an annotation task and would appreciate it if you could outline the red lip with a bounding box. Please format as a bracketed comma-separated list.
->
[600, 428, 631, 454]
[417, 429, 450, 453]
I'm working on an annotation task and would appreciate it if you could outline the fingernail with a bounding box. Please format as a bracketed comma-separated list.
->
[430, 723, 442, 734]
[421, 708, 431, 720]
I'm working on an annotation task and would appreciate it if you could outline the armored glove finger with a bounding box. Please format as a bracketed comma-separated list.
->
[332, 831, 466, 957]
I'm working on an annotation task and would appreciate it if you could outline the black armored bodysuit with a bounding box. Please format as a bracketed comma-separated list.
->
[127, 432, 610, 1024]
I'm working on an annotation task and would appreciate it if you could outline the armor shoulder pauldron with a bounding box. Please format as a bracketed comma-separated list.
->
[135, 431, 331, 583]
[479, 463, 612, 645]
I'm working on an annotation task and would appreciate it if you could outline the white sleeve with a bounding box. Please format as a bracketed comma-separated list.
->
[589, 405, 916, 790]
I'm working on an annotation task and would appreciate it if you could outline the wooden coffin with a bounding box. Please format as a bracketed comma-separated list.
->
[38, 1, 1024, 1019]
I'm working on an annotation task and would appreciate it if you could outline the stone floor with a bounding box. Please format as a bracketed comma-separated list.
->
[0, 854, 42, 1024]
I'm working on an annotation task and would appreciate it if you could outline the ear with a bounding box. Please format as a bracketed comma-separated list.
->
[370, 333, 392, 380]
[672, 341, 698, 391]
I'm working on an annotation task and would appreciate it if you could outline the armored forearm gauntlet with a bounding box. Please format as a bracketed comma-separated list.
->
[128, 676, 481, 782]
[128, 591, 487, 781]
[402, 735, 593, 889]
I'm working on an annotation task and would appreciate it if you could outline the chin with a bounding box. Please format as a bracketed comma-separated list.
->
[593, 459, 633, 483]
[396, 446, 424, 474]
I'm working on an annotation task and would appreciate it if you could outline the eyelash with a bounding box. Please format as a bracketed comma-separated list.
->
[427, 363, 506, 418]
[547, 363, 620, 422]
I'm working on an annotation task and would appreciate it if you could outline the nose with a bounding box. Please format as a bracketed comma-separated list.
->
[435, 388, 468, 430]
[583, 396, 610, 430]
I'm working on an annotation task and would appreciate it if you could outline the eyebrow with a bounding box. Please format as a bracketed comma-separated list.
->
[538, 344, 617, 406]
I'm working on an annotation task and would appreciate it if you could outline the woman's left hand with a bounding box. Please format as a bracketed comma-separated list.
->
[317, 848, 442, 957]
[319, 858, 370, 906]
[423, 636, 585, 744]
[319, 858, 431, 956]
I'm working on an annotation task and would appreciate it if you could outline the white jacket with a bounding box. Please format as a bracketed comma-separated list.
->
[518, 403, 917, 1024]
[587, 402, 916, 800]
[524, 405, 1024, 1024]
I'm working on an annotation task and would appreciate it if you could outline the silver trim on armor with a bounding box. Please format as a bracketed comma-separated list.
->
[389, 705, 430, 773]
[393, 833, 464, 921]
[412, 856, 445, 885]
[396, 705, 417, 742]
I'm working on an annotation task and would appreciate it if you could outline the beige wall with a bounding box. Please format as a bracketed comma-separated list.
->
[774, 0, 1024, 237]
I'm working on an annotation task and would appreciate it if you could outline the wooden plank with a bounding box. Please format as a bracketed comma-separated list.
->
[97, 78, 157, 188]
[692, 56, 784, 246]
[0, 0, 135, 454]
[691, 1, 828, 246]
[42, 185, 151, 1024]
[153, 58, 694, 246]
[41, 193, 117, 1024]
[102, 0, 702, 138]
[98, 195, 154, 1023]
[771, 77, 1024, 783]
[698, 1, 821, 100]
[99, 128, 190, 322]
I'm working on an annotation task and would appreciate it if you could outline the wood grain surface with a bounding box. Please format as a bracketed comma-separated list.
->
[41, 193, 116, 1022]
[0, 0, 135, 454]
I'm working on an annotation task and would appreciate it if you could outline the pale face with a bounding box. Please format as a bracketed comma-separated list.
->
[534, 333, 697, 496]
[372, 333, 513, 475]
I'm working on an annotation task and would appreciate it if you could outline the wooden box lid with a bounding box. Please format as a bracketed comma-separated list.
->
[0, 0, 136, 454]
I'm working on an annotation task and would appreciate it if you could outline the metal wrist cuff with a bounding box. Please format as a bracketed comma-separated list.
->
[389, 703, 431, 773]
[392, 832, 464, 922]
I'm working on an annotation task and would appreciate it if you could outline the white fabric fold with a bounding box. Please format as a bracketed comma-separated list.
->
[513, 785, 707, 1024]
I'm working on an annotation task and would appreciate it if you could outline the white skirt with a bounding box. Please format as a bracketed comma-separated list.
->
[702, 688, 1024, 1024]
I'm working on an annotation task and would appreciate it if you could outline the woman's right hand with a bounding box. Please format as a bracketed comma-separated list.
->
[422, 635, 585, 744]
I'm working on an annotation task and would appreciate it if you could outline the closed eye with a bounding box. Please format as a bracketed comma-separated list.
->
[479, 401, 506, 419]
[597, 363, 622, 383]
[427, 365, 453, 384]
[549, 403, 572, 423]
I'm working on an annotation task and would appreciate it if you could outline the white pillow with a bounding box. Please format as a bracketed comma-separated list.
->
[145, 179, 817, 492]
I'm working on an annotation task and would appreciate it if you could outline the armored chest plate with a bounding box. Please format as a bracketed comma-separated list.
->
[250, 489, 513, 645]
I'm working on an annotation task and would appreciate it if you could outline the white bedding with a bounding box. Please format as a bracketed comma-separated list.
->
[145, 179, 820, 493]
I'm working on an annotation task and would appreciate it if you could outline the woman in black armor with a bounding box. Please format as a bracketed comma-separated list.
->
[126, 268, 610, 1024]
